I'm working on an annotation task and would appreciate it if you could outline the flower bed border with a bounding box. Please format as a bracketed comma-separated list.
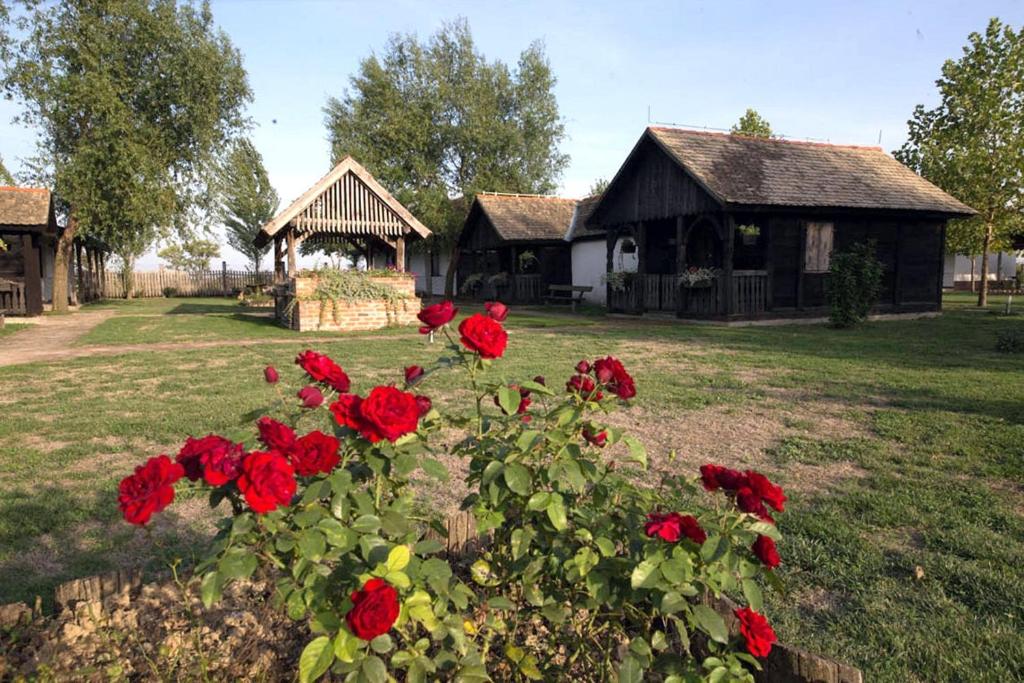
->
[1, 510, 862, 683]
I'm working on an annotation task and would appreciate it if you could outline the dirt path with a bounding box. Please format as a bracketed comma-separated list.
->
[0, 309, 118, 367]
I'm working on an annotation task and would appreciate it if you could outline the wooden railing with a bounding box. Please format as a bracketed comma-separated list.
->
[512, 274, 543, 303]
[732, 270, 768, 316]
[0, 278, 26, 315]
[679, 276, 724, 316]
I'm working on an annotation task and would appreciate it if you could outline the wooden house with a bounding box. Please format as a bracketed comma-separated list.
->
[0, 187, 108, 316]
[585, 127, 975, 319]
[456, 193, 575, 302]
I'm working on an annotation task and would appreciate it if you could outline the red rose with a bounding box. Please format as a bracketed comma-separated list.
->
[734, 606, 777, 658]
[417, 300, 457, 334]
[566, 374, 596, 395]
[745, 471, 786, 512]
[736, 486, 774, 523]
[644, 512, 683, 542]
[679, 515, 708, 544]
[295, 350, 350, 393]
[118, 455, 184, 525]
[264, 365, 279, 384]
[592, 356, 636, 399]
[297, 385, 325, 409]
[752, 535, 780, 569]
[356, 386, 421, 443]
[330, 394, 363, 430]
[176, 435, 241, 483]
[345, 578, 400, 640]
[290, 430, 340, 476]
[257, 416, 296, 452]
[484, 301, 508, 322]
[458, 313, 508, 359]
[405, 365, 424, 386]
[532, 375, 546, 386]
[583, 428, 608, 448]
[414, 395, 432, 417]
[575, 360, 591, 374]
[237, 451, 296, 513]
[700, 464, 745, 492]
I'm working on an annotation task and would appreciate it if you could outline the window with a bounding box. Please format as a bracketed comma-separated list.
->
[804, 222, 834, 273]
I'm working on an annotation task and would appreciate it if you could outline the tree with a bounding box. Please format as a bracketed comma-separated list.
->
[158, 238, 221, 274]
[731, 109, 774, 138]
[219, 138, 279, 275]
[324, 19, 568, 296]
[894, 18, 1024, 307]
[0, 154, 13, 184]
[588, 178, 609, 196]
[2, 0, 250, 310]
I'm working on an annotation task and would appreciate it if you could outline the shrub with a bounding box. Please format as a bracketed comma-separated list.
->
[996, 329, 1024, 353]
[163, 286, 179, 298]
[118, 300, 787, 682]
[827, 241, 884, 328]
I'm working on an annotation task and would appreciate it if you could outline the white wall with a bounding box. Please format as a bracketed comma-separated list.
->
[407, 251, 453, 297]
[570, 237, 638, 305]
[943, 251, 1020, 288]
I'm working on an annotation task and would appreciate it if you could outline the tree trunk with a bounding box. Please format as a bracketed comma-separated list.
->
[978, 222, 993, 307]
[444, 243, 461, 299]
[52, 215, 78, 312]
[121, 256, 135, 299]
[970, 256, 976, 292]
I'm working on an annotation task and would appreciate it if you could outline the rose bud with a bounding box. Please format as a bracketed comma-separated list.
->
[297, 385, 324, 409]
[484, 301, 509, 322]
[575, 360, 591, 374]
[532, 375, 546, 386]
[414, 395, 432, 417]
[264, 366, 279, 384]
[405, 365, 425, 386]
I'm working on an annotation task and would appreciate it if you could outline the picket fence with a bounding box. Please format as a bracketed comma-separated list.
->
[103, 267, 273, 298]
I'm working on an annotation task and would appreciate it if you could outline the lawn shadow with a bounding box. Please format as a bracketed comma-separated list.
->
[168, 301, 249, 315]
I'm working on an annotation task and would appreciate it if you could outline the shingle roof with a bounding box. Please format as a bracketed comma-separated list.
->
[475, 194, 579, 242]
[0, 187, 54, 228]
[647, 127, 975, 216]
[565, 194, 603, 241]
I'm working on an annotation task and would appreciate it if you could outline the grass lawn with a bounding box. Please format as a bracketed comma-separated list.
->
[1, 294, 1022, 681]
[0, 323, 29, 339]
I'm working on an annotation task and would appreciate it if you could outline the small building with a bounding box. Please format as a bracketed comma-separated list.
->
[943, 251, 1022, 289]
[456, 193, 575, 303]
[255, 157, 432, 332]
[584, 127, 975, 319]
[0, 187, 107, 316]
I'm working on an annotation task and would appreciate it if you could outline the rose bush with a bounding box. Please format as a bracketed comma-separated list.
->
[119, 302, 787, 682]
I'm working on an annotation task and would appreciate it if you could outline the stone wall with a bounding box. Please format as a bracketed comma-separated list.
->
[284, 274, 420, 332]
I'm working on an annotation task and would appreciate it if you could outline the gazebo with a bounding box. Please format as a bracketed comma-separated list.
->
[255, 157, 432, 331]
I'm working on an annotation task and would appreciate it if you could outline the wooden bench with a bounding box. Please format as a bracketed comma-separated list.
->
[543, 284, 592, 313]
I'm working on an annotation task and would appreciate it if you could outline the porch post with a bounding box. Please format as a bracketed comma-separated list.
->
[764, 218, 774, 311]
[22, 234, 43, 316]
[274, 235, 284, 284]
[395, 236, 406, 272]
[636, 221, 647, 275]
[675, 216, 687, 318]
[286, 230, 297, 277]
[796, 222, 806, 310]
[605, 226, 616, 308]
[723, 214, 736, 316]
[893, 223, 904, 308]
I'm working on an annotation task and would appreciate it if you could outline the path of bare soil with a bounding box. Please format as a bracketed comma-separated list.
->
[0, 310, 117, 367]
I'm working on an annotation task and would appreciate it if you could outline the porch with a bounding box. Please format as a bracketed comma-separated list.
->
[608, 270, 769, 317]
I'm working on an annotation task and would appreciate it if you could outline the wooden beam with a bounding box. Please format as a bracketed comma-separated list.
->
[636, 221, 647, 275]
[22, 234, 43, 316]
[893, 223, 904, 308]
[796, 221, 806, 310]
[764, 218, 774, 311]
[274, 235, 284, 283]
[395, 236, 406, 272]
[936, 222, 947, 310]
[675, 216, 686, 275]
[286, 230, 297, 276]
[606, 226, 616, 308]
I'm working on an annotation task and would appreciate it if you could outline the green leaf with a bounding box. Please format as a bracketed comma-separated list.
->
[370, 634, 394, 654]
[497, 385, 520, 415]
[482, 460, 504, 486]
[414, 538, 444, 555]
[420, 458, 449, 481]
[518, 654, 544, 680]
[352, 514, 381, 534]
[700, 534, 727, 563]
[515, 430, 543, 451]
[510, 528, 533, 561]
[546, 493, 567, 530]
[574, 547, 599, 577]
[660, 591, 687, 613]
[631, 559, 661, 589]
[622, 435, 648, 467]
[386, 545, 411, 572]
[503, 463, 532, 496]
[361, 654, 388, 683]
[298, 636, 334, 683]
[749, 521, 782, 540]
[334, 627, 361, 663]
[743, 579, 764, 611]
[487, 596, 515, 610]
[218, 549, 257, 580]
[692, 604, 729, 644]
[200, 570, 222, 608]
[618, 653, 643, 683]
[526, 491, 551, 511]
[519, 379, 554, 396]
[297, 530, 327, 561]
[661, 556, 693, 584]
[470, 558, 500, 587]
[595, 537, 617, 557]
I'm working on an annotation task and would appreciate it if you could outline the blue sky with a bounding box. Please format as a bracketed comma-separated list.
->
[2, 0, 1021, 268]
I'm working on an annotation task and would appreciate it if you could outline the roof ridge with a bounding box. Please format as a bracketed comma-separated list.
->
[0, 186, 50, 193]
[478, 191, 577, 200]
[648, 126, 884, 152]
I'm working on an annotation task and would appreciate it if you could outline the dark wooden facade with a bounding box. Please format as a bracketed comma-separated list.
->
[590, 130, 972, 320]
[457, 195, 573, 303]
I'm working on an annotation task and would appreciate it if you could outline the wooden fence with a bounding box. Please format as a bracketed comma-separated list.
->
[103, 267, 273, 298]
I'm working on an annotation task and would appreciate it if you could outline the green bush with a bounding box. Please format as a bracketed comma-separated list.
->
[995, 329, 1024, 353]
[163, 286, 179, 298]
[827, 242, 884, 328]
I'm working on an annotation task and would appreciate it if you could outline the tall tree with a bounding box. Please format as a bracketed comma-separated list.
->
[588, 178, 609, 196]
[218, 138, 279, 275]
[158, 237, 221, 274]
[324, 19, 568, 296]
[731, 109, 774, 138]
[895, 18, 1024, 306]
[0, 154, 13, 184]
[2, 0, 250, 310]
